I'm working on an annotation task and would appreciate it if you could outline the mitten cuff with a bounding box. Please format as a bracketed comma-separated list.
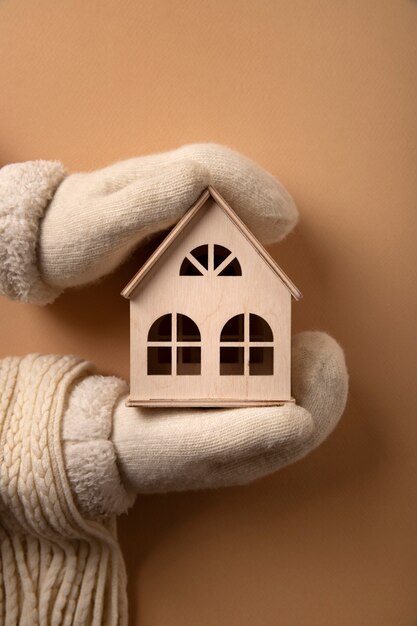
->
[0, 160, 66, 304]
[62, 374, 137, 519]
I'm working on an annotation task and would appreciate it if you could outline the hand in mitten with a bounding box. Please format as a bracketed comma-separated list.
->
[0, 144, 297, 303]
[62, 331, 347, 518]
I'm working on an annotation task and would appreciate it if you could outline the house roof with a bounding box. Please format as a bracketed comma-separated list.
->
[121, 186, 302, 300]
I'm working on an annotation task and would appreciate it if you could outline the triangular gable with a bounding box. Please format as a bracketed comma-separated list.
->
[121, 186, 302, 300]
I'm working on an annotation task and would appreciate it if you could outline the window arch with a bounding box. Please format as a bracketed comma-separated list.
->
[180, 244, 242, 276]
[147, 314, 201, 375]
[220, 313, 274, 376]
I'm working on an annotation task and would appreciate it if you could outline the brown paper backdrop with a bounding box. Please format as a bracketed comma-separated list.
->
[1, 1, 416, 624]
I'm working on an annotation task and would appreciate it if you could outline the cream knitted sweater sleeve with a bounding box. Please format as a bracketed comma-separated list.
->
[0, 354, 133, 626]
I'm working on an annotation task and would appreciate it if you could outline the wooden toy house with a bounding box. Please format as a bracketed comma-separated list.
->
[121, 186, 301, 407]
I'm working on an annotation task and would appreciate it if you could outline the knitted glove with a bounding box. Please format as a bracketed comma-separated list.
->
[0, 144, 297, 304]
[62, 330, 347, 518]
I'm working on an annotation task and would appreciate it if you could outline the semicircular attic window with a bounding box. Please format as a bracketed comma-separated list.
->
[179, 244, 242, 276]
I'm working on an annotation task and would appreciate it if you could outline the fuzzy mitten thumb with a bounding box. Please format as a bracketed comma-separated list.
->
[0, 145, 297, 304]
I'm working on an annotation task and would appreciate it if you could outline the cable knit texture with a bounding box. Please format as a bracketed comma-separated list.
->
[0, 355, 129, 626]
[0, 161, 66, 304]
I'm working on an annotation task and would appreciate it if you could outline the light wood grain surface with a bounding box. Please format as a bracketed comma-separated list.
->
[0, 1, 416, 624]
[128, 194, 293, 404]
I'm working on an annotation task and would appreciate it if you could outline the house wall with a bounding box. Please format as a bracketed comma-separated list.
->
[129, 199, 292, 404]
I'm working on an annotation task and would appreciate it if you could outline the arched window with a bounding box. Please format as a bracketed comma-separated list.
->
[220, 313, 274, 376]
[180, 244, 242, 276]
[147, 314, 201, 375]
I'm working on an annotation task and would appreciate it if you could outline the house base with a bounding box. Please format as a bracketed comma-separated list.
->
[126, 398, 296, 408]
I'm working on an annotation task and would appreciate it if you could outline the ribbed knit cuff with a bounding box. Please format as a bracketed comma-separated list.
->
[0, 160, 66, 304]
[62, 374, 137, 519]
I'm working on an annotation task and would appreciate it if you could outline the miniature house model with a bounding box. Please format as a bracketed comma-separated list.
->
[122, 186, 301, 407]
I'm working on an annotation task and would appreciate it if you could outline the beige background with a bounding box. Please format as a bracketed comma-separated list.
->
[1, 1, 416, 624]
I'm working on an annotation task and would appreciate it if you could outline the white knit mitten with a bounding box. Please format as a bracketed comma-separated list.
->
[0, 144, 297, 304]
[62, 331, 347, 514]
